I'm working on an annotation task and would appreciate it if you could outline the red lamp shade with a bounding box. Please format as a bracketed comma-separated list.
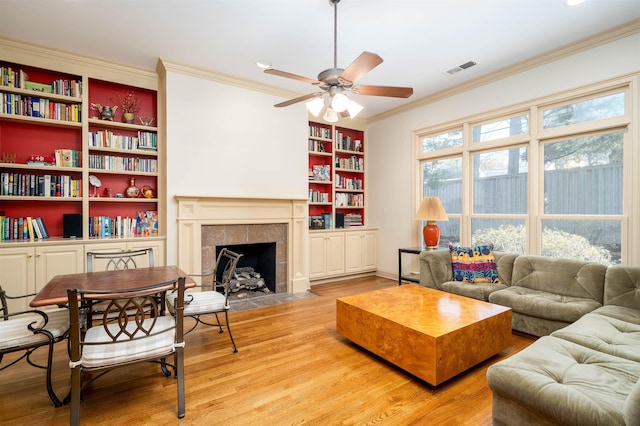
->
[415, 197, 448, 249]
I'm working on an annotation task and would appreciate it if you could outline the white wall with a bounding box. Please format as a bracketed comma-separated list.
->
[164, 70, 308, 265]
[367, 33, 640, 277]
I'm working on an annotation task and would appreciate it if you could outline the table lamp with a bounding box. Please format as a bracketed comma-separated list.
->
[415, 197, 449, 249]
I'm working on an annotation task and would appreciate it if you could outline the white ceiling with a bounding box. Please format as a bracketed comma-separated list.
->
[1, 0, 639, 119]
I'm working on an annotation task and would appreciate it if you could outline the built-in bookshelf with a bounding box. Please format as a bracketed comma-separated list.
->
[0, 59, 160, 243]
[308, 121, 365, 229]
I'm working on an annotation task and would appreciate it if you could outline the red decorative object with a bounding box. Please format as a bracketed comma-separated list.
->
[423, 222, 441, 248]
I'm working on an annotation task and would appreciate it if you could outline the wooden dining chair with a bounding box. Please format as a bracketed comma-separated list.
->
[166, 248, 242, 352]
[0, 286, 69, 407]
[86, 248, 155, 272]
[67, 277, 186, 425]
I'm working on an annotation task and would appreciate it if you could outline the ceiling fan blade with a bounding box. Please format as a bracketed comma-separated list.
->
[354, 85, 414, 98]
[264, 68, 320, 85]
[339, 51, 383, 84]
[274, 92, 323, 108]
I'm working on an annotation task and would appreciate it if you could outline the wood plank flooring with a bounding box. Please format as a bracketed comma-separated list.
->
[0, 277, 534, 425]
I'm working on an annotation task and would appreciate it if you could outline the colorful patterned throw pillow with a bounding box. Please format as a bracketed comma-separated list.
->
[449, 243, 501, 283]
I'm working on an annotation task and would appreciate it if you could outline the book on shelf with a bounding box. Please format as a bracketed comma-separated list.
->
[312, 165, 331, 182]
[35, 217, 49, 238]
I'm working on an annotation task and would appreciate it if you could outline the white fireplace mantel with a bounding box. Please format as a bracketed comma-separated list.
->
[175, 195, 309, 293]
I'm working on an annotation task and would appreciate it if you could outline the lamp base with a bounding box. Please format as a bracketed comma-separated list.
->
[423, 221, 440, 249]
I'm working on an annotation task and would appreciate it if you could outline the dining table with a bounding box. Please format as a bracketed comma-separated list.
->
[30, 265, 196, 307]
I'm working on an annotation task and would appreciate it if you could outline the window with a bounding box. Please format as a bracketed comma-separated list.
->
[473, 147, 528, 214]
[416, 81, 631, 264]
[473, 114, 528, 143]
[421, 156, 462, 247]
[421, 129, 462, 153]
[542, 91, 624, 129]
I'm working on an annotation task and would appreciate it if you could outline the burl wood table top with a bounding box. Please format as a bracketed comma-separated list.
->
[337, 284, 511, 338]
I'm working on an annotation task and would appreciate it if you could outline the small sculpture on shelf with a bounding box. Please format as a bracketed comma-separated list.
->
[125, 177, 140, 198]
[138, 116, 155, 126]
[114, 92, 141, 124]
[141, 185, 154, 199]
[91, 103, 118, 121]
[1, 153, 17, 163]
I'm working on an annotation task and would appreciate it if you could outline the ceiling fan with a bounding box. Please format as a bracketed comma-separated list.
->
[264, 0, 413, 119]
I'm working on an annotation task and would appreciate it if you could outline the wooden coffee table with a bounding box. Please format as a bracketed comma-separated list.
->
[336, 284, 511, 385]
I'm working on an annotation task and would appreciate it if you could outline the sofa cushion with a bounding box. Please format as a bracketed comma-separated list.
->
[604, 265, 640, 309]
[449, 243, 501, 283]
[511, 255, 606, 303]
[488, 286, 601, 323]
[551, 310, 640, 362]
[590, 305, 640, 325]
[624, 377, 640, 426]
[440, 281, 508, 301]
[487, 335, 640, 426]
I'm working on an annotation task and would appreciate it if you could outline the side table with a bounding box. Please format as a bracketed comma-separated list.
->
[398, 247, 422, 285]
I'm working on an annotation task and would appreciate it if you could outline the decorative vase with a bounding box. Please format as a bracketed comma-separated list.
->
[125, 177, 140, 198]
[123, 112, 135, 124]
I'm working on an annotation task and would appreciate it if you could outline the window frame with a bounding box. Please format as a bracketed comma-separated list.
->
[413, 75, 635, 264]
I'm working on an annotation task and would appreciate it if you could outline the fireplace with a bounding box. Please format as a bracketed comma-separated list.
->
[202, 224, 286, 293]
[176, 196, 309, 293]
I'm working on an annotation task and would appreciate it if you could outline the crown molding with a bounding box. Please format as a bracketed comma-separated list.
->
[158, 58, 300, 101]
[0, 37, 157, 90]
[367, 18, 640, 124]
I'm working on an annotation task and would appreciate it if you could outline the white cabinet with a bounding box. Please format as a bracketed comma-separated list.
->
[345, 229, 378, 274]
[0, 244, 84, 311]
[309, 231, 345, 279]
[309, 228, 377, 281]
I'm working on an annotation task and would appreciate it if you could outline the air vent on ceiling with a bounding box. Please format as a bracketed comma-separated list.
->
[445, 61, 477, 75]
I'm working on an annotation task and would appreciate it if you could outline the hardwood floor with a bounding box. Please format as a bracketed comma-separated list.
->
[0, 277, 533, 425]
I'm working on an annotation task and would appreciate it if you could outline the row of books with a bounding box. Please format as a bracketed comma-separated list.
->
[0, 66, 82, 96]
[88, 130, 157, 151]
[308, 139, 329, 153]
[344, 213, 363, 227]
[0, 172, 81, 197]
[308, 189, 330, 203]
[309, 214, 332, 230]
[87, 155, 157, 173]
[335, 155, 364, 171]
[335, 174, 363, 190]
[309, 125, 331, 140]
[0, 93, 82, 122]
[335, 193, 364, 207]
[0, 216, 50, 241]
[335, 132, 363, 152]
[88, 211, 158, 239]
[26, 149, 81, 168]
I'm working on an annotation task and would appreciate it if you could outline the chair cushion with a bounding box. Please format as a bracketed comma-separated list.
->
[81, 316, 175, 368]
[167, 290, 226, 316]
[449, 243, 501, 283]
[0, 308, 69, 351]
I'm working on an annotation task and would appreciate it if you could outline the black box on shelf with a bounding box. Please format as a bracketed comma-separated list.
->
[63, 213, 83, 238]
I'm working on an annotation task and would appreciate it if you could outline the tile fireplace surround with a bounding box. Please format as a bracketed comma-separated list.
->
[175, 196, 309, 293]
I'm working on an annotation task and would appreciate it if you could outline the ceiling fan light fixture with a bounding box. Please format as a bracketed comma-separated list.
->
[347, 100, 364, 119]
[323, 107, 339, 123]
[331, 92, 350, 112]
[306, 97, 325, 116]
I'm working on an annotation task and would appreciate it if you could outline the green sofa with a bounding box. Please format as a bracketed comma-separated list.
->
[420, 251, 640, 425]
